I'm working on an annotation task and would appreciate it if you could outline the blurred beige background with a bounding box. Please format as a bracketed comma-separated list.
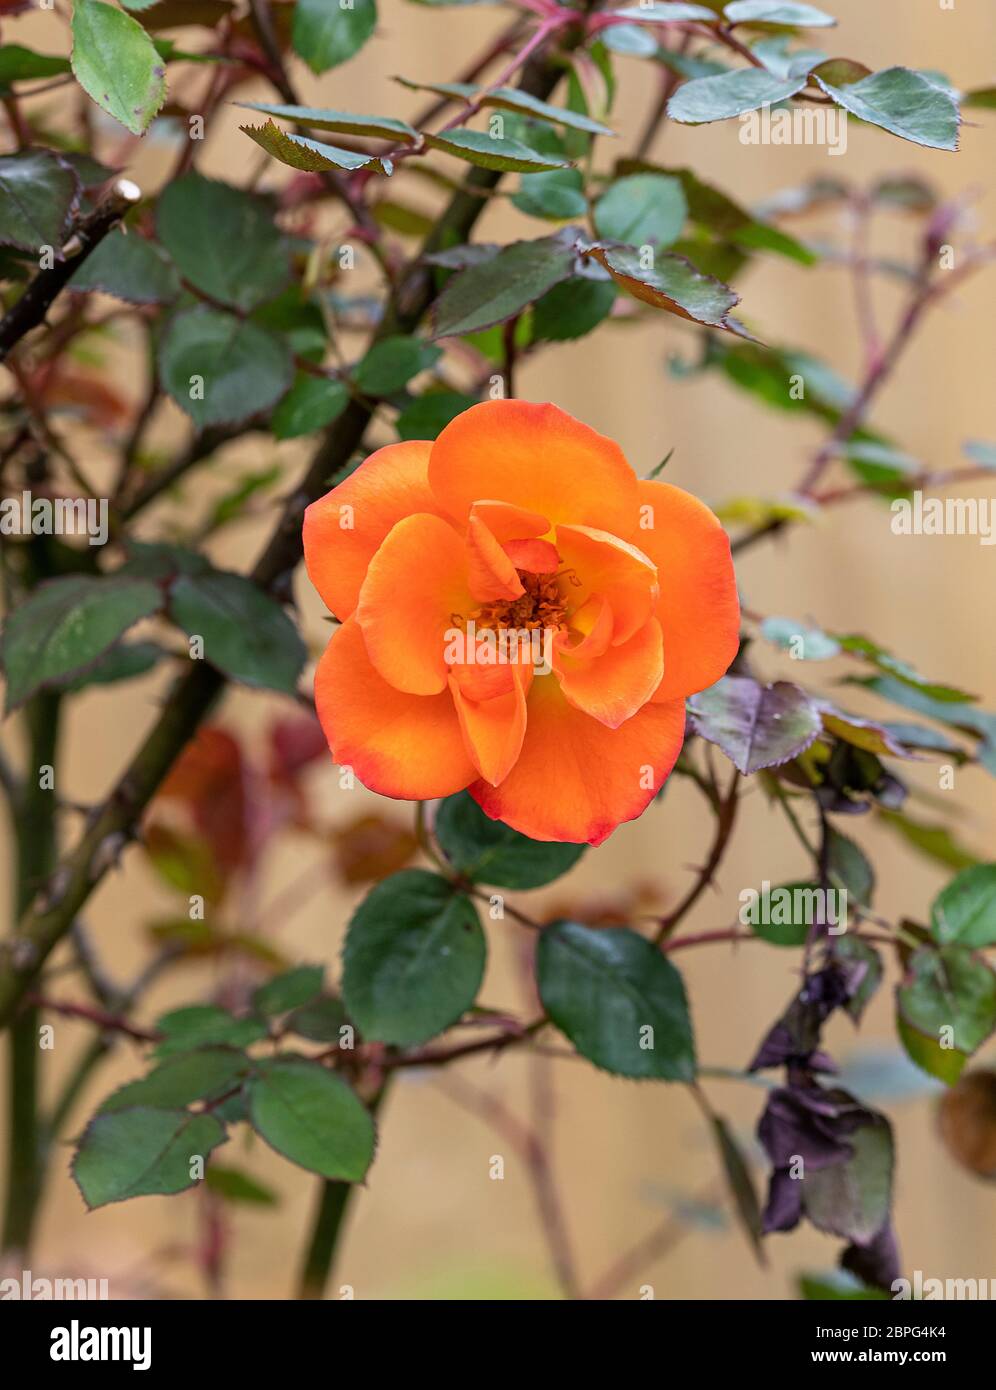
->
[2, 0, 995, 1299]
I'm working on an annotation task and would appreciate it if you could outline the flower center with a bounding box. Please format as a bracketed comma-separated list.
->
[472, 570, 570, 633]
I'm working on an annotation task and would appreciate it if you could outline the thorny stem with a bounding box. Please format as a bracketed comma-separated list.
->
[654, 766, 740, 945]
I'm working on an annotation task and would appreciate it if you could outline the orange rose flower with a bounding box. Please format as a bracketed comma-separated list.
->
[303, 400, 739, 845]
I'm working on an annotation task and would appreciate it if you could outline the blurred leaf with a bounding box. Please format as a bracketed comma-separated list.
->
[512, 168, 587, 221]
[156, 171, 289, 311]
[878, 809, 979, 873]
[331, 812, 418, 885]
[836, 937, 884, 1022]
[342, 869, 485, 1045]
[710, 1114, 765, 1262]
[154, 1004, 267, 1057]
[668, 69, 807, 123]
[689, 676, 821, 775]
[724, 1, 836, 24]
[532, 276, 616, 341]
[827, 827, 874, 907]
[60, 640, 163, 692]
[761, 616, 840, 661]
[436, 791, 585, 889]
[292, 0, 376, 74]
[537, 921, 695, 1080]
[2, 575, 161, 711]
[72, 1108, 226, 1209]
[0, 44, 70, 90]
[395, 391, 477, 440]
[70, 226, 180, 304]
[143, 822, 226, 904]
[802, 1115, 893, 1243]
[608, 3, 718, 19]
[354, 336, 441, 395]
[931, 865, 996, 948]
[798, 1270, 888, 1301]
[271, 374, 349, 440]
[168, 567, 306, 694]
[247, 1058, 375, 1180]
[285, 995, 348, 1043]
[253, 965, 324, 1017]
[158, 306, 294, 428]
[71, 0, 166, 135]
[937, 1072, 996, 1179]
[432, 234, 575, 338]
[205, 1165, 277, 1206]
[594, 173, 687, 247]
[423, 128, 571, 172]
[836, 634, 975, 703]
[898, 946, 996, 1082]
[397, 77, 614, 135]
[99, 1047, 249, 1113]
[236, 99, 418, 143]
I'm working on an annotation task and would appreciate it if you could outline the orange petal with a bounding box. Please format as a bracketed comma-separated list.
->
[470, 499, 549, 544]
[314, 617, 475, 799]
[465, 513, 524, 602]
[303, 440, 443, 621]
[556, 594, 613, 661]
[355, 512, 472, 695]
[556, 524, 658, 645]
[630, 481, 740, 701]
[504, 537, 560, 573]
[556, 617, 663, 729]
[471, 676, 686, 844]
[429, 400, 639, 536]
[450, 662, 531, 787]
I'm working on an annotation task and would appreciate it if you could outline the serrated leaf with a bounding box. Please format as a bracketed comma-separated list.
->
[71, 0, 166, 136]
[354, 335, 441, 395]
[668, 69, 808, 124]
[168, 568, 306, 694]
[241, 120, 385, 174]
[814, 66, 960, 151]
[72, 1107, 226, 1209]
[724, 1, 836, 26]
[271, 373, 348, 440]
[247, 1058, 375, 1180]
[436, 791, 585, 889]
[156, 172, 289, 310]
[69, 226, 179, 304]
[931, 865, 996, 948]
[252, 965, 324, 1017]
[236, 100, 418, 143]
[99, 1047, 249, 1114]
[154, 1004, 267, 1057]
[396, 77, 614, 136]
[342, 869, 485, 1045]
[292, 0, 376, 75]
[423, 127, 571, 172]
[898, 945, 996, 1079]
[580, 242, 744, 333]
[2, 575, 161, 712]
[594, 173, 687, 247]
[0, 150, 79, 253]
[689, 676, 821, 775]
[537, 921, 695, 1080]
[157, 306, 293, 428]
[432, 234, 575, 338]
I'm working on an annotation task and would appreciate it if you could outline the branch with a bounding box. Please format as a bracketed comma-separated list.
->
[0, 180, 140, 364]
[654, 766, 740, 945]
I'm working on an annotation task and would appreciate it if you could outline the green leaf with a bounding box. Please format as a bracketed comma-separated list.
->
[0, 45, 71, 92]
[271, 374, 349, 440]
[154, 1004, 267, 1057]
[512, 168, 587, 222]
[760, 615, 840, 660]
[689, 675, 821, 775]
[878, 809, 979, 874]
[71, 0, 166, 136]
[354, 335, 441, 395]
[342, 869, 485, 1045]
[609, 3, 718, 20]
[724, 1, 836, 25]
[396, 77, 614, 136]
[99, 1047, 249, 1113]
[0, 150, 79, 253]
[236, 100, 418, 143]
[748, 881, 815, 947]
[292, 0, 377, 74]
[581, 242, 744, 333]
[2, 575, 161, 711]
[69, 226, 180, 304]
[710, 1114, 764, 1261]
[72, 1107, 226, 1209]
[156, 172, 289, 311]
[285, 995, 348, 1043]
[253, 965, 324, 1017]
[537, 921, 695, 1080]
[668, 69, 808, 124]
[158, 306, 293, 428]
[836, 634, 975, 703]
[931, 865, 996, 948]
[898, 945, 996, 1080]
[827, 827, 874, 907]
[798, 1270, 888, 1301]
[423, 128, 572, 173]
[205, 1165, 277, 1205]
[241, 120, 385, 174]
[247, 1058, 375, 1180]
[168, 568, 306, 694]
[802, 1114, 893, 1244]
[395, 391, 476, 440]
[603, 22, 658, 56]
[594, 173, 687, 247]
[814, 66, 960, 151]
[836, 935, 883, 1021]
[432, 235, 575, 338]
[532, 276, 616, 341]
[436, 791, 585, 889]
[60, 640, 163, 692]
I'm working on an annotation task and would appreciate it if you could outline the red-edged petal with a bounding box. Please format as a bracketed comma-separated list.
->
[314, 617, 475, 799]
[556, 524, 658, 645]
[556, 617, 664, 729]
